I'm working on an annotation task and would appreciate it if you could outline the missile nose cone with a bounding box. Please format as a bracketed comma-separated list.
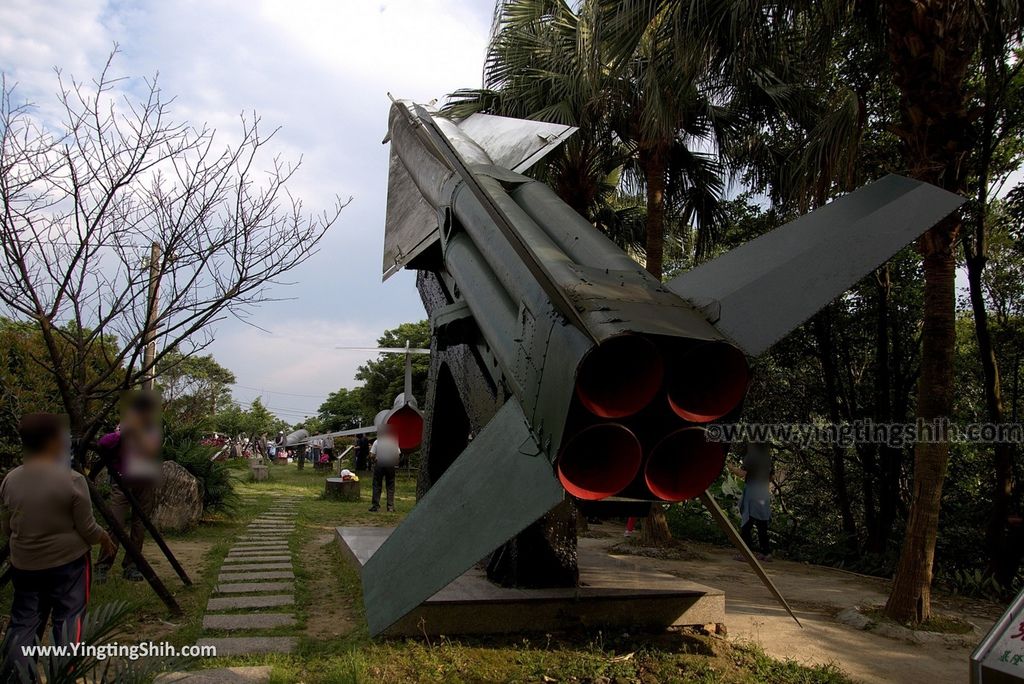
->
[644, 428, 725, 501]
[667, 342, 749, 423]
[575, 335, 664, 419]
[557, 423, 642, 501]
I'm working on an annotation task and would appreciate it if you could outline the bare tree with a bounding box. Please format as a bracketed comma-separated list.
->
[0, 51, 347, 457]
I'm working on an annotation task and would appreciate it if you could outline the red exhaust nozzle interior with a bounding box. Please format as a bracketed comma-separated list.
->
[644, 428, 725, 501]
[575, 335, 664, 419]
[667, 342, 749, 423]
[557, 423, 642, 501]
[386, 405, 424, 451]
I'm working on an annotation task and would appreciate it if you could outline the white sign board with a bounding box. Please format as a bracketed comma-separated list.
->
[973, 588, 1024, 682]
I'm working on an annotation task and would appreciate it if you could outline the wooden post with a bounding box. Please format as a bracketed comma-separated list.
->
[85, 477, 182, 616]
[142, 242, 161, 391]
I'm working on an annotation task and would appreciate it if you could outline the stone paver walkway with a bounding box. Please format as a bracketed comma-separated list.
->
[195, 496, 302, 657]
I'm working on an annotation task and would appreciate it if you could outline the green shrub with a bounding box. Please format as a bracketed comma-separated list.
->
[940, 567, 1006, 600]
[163, 438, 238, 515]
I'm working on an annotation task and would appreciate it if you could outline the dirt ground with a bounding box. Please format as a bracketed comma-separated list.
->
[303, 531, 357, 640]
[145, 538, 212, 581]
[591, 521, 1004, 684]
[112, 538, 214, 642]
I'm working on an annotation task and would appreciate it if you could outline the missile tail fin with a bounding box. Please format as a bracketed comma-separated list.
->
[383, 147, 440, 280]
[666, 175, 965, 356]
[456, 113, 576, 173]
[361, 398, 564, 635]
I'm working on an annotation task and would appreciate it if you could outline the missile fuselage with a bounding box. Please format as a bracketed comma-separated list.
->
[387, 102, 748, 501]
[364, 101, 965, 637]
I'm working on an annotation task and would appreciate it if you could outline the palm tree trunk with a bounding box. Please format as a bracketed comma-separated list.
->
[640, 507, 672, 545]
[885, 237, 958, 624]
[967, 253, 1018, 586]
[638, 144, 671, 543]
[812, 315, 859, 556]
[882, 0, 974, 626]
[640, 146, 667, 280]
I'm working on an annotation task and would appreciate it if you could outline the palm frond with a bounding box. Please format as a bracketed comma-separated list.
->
[23, 601, 192, 684]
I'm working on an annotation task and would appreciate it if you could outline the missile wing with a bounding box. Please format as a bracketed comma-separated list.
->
[666, 174, 964, 356]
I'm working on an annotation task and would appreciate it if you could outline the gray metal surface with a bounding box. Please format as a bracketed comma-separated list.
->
[666, 175, 966, 356]
[374, 100, 966, 638]
[408, 102, 596, 339]
[361, 397, 565, 636]
[456, 112, 576, 173]
[383, 107, 575, 280]
[282, 429, 309, 446]
[383, 147, 440, 280]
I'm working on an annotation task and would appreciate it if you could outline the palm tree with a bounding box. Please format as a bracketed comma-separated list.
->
[445, 0, 730, 277]
[600, 0, 1020, 625]
[880, 0, 978, 624]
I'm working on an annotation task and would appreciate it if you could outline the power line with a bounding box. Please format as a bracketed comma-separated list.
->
[231, 398, 319, 417]
[233, 384, 329, 399]
[16, 238, 148, 249]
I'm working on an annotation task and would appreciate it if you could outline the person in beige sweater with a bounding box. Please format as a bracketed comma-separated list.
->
[0, 413, 114, 682]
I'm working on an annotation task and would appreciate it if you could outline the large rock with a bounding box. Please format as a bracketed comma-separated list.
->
[152, 461, 204, 532]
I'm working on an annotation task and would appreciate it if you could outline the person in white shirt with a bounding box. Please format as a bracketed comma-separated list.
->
[368, 426, 401, 512]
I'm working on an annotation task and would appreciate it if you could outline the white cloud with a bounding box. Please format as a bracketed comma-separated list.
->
[1, 0, 495, 421]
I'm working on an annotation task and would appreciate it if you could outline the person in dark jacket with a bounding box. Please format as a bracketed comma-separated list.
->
[354, 433, 370, 472]
[0, 413, 115, 681]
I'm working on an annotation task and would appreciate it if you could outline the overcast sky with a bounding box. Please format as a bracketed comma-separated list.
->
[0, 0, 496, 423]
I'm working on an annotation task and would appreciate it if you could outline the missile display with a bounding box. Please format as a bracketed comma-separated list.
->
[360, 99, 965, 636]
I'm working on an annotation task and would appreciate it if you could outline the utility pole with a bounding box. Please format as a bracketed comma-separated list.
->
[142, 241, 161, 391]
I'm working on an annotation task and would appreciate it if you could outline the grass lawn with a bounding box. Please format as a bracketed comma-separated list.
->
[1, 462, 852, 683]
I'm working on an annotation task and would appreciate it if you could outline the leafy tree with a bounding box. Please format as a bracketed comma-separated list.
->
[291, 415, 325, 436]
[157, 350, 236, 439]
[0, 318, 65, 460]
[213, 397, 284, 445]
[318, 386, 369, 431]
[355, 321, 430, 418]
[446, 0, 729, 278]
[598, 0, 1024, 625]
[243, 398, 279, 439]
[0, 318, 123, 463]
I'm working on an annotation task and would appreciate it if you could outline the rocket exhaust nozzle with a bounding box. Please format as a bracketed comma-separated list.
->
[557, 423, 642, 501]
[667, 341, 749, 423]
[644, 428, 725, 501]
[575, 335, 664, 419]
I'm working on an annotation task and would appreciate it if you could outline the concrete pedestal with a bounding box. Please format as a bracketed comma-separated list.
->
[250, 464, 268, 482]
[337, 526, 725, 637]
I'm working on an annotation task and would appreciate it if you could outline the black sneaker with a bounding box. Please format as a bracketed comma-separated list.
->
[387, 506, 395, 513]
[122, 567, 144, 582]
[368, 505, 379, 512]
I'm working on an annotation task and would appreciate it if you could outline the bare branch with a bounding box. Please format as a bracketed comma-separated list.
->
[0, 51, 348, 438]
